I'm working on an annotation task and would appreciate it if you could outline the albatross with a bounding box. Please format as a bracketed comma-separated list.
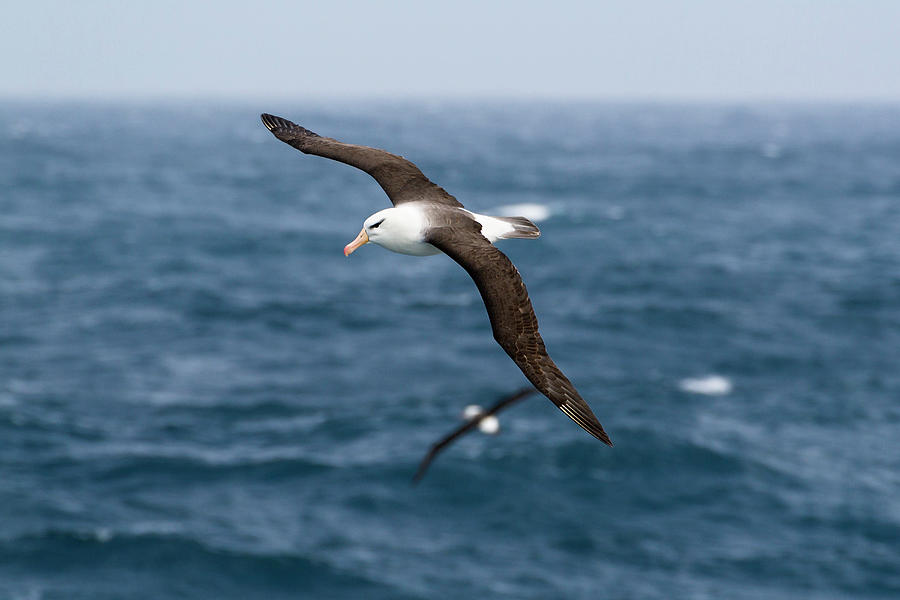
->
[260, 113, 612, 446]
[413, 388, 537, 483]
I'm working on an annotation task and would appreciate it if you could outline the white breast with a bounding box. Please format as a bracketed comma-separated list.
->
[378, 237, 441, 256]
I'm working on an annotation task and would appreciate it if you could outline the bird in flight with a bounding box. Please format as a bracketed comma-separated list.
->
[261, 113, 612, 446]
[413, 388, 536, 483]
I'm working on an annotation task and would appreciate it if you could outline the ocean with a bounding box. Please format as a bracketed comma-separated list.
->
[1, 101, 899, 599]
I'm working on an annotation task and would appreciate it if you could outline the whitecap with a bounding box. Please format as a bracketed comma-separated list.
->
[492, 203, 551, 222]
[679, 375, 733, 396]
[761, 142, 781, 159]
[606, 205, 625, 220]
[94, 527, 113, 543]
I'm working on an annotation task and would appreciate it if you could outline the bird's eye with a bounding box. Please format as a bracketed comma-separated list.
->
[369, 219, 384, 229]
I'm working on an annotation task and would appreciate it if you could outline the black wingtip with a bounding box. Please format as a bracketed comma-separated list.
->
[587, 424, 613, 447]
[260, 113, 287, 132]
[593, 424, 614, 447]
[411, 451, 436, 485]
[557, 398, 614, 447]
[260, 113, 320, 138]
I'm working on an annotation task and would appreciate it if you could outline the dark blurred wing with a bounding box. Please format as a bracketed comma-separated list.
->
[412, 388, 535, 483]
[413, 414, 481, 484]
[427, 223, 613, 446]
[261, 113, 462, 208]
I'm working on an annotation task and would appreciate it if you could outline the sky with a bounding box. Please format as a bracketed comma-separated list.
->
[3, 0, 899, 101]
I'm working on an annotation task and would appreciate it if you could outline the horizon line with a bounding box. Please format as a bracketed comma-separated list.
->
[2, 92, 900, 107]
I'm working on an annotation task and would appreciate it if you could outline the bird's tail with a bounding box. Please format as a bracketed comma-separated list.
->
[492, 216, 541, 239]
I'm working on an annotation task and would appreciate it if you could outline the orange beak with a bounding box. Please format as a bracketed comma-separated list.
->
[343, 228, 369, 256]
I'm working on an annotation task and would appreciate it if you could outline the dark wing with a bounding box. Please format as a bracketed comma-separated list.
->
[412, 388, 535, 483]
[260, 113, 462, 208]
[427, 219, 613, 446]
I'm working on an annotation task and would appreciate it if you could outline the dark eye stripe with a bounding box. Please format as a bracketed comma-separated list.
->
[370, 219, 384, 229]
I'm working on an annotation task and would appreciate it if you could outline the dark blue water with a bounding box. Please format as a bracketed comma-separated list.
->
[2, 101, 899, 599]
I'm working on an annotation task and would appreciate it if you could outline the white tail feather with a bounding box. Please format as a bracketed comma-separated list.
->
[471, 212, 541, 242]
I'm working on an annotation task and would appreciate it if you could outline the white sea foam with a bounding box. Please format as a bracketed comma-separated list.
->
[679, 375, 733, 396]
[761, 142, 782, 159]
[492, 203, 551, 222]
[94, 527, 113, 543]
[605, 205, 625, 220]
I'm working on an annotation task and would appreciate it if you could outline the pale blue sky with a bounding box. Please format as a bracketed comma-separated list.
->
[3, 0, 899, 101]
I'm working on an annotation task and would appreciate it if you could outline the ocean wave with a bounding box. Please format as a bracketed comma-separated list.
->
[0, 529, 421, 600]
[679, 375, 733, 396]
[491, 202, 552, 222]
[5, 102, 900, 600]
[68, 445, 337, 482]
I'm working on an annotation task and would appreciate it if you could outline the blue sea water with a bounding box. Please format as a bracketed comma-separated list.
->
[1, 100, 899, 599]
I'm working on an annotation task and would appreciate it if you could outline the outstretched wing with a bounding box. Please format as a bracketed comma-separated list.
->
[426, 220, 613, 446]
[260, 113, 462, 208]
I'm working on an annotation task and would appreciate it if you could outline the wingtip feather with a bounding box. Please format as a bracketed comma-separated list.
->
[588, 424, 614, 446]
[260, 113, 321, 140]
[558, 398, 613, 446]
[260, 113, 287, 132]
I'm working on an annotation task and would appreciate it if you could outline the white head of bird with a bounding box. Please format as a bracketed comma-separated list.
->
[343, 206, 440, 257]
